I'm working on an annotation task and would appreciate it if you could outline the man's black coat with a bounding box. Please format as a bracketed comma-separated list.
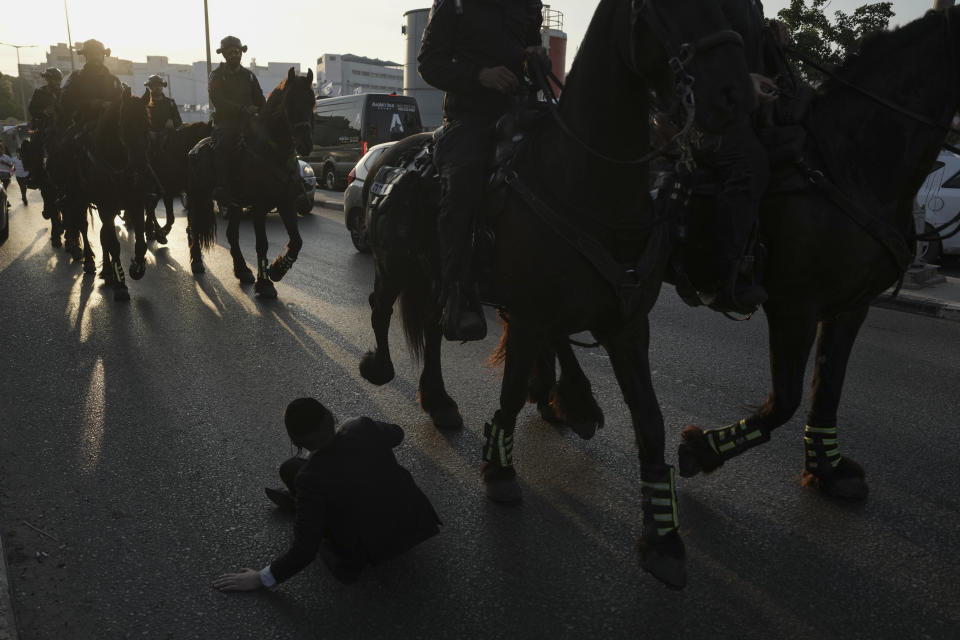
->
[270, 417, 442, 583]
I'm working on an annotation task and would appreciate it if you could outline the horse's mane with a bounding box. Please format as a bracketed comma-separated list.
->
[823, 10, 944, 90]
[561, 0, 620, 98]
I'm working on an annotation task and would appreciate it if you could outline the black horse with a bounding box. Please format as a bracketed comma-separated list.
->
[674, 8, 960, 498]
[145, 121, 212, 244]
[359, 0, 752, 589]
[49, 87, 153, 294]
[187, 67, 315, 299]
[19, 137, 64, 248]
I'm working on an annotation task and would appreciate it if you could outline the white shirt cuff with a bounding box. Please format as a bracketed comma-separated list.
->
[259, 565, 278, 590]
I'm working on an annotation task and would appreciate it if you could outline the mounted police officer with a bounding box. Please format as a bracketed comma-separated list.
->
[28, 68, 63, 146]
[418, 0, 544, 342]
[208, 35, 265, 205]
[692, 0, 785, 314]
[59, 39, 123, 132]
[144, 74, 182, 134]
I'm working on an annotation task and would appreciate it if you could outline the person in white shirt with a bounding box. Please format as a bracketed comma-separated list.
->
[12, 148, 29, 205]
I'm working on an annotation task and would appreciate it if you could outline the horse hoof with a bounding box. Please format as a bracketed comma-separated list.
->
[677, 426, 721, 478]
[800, 457, 869, 501]
[537, 399, 565, 425]
[114, 287, 130, 302]
[83, 256, 96, 274]
[51, 235, 62, 248]
[428, 403, 463, 431]
[638, 530, 687, 590]
[155, 230, 168, 245]
[359, 351, 395, 386]
[568, 420, 598, 440]
[267, 254, 294, 282]
[129, 259, 146, 281]
[69, 246, 82, 261]
[255, 278, 277, 299]
[234, 263, 255, 284]
[191, 259, 205, 275]
[482, 466, 522, 505]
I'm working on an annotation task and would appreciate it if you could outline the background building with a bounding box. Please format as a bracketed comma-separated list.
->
[315, 54, 403, 97]
[20, 44, 300, 123]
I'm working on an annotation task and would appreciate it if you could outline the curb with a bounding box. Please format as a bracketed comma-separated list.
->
[872, 293, 960, 322]
[0, 532, 19, 640]
[316, 198, 343, 212]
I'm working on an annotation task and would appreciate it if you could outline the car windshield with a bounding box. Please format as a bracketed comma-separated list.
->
[365, 100, 421, 145]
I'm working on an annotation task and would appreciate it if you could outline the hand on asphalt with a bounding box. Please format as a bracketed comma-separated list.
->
[212, 568, 262, 591]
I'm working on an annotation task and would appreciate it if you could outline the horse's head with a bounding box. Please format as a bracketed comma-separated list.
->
[628, 0, 753, 133]
[119, 85, 150, 163]
[281, 67, 316, 157]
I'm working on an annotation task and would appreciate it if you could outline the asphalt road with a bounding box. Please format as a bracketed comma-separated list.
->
[1, 194, 959, 640]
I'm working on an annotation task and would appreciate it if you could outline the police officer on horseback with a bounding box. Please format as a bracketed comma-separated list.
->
[208, 35, 266, 205]
[692, 0, 788, 314]
[418, 0, 544, 342]
[59, 39, 123, 131]
[28, 68, 63, 146]
[144, 74, 182, 134]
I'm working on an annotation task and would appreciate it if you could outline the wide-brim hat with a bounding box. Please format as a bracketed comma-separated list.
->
[144, 74, 167, 88]
[78, 39, 110, 57]
[216, 36, 247, 54]
[41, 67, 62, 81]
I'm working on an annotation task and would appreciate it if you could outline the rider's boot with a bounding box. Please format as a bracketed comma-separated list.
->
[441, 279, 486, 342]
[706, 260, 767, 315]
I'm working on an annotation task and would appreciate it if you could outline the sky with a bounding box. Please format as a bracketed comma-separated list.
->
[0, 0, 937, 79]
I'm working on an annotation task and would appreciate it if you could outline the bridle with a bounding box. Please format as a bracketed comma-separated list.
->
[541, 0, 744, 166]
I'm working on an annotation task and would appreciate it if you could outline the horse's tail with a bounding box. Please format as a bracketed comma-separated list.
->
[396, 257, 434, 362]
[187, 189, 217, 250]
[489, 316, 509, 368]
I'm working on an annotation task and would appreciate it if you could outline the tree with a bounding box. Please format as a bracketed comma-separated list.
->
[777, 0, 895, 84]
[0, 72, 35, 122]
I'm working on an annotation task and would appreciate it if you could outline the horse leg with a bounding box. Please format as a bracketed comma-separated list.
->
[225, 210, 254, 284]
[359, 264, 400, 386]
[528, 344, 560, 422]
[62, 200, 83, 262]
[79, 207, 96, 274]
[482, 320, 541, 505]
[41, 185, 62, 247]
[550, 339, 605, 439]
[677, 304, 818, 477]
[419, 310, 463, 430]
[129, 202, 147, 281]
[800, 306, 870, 500]
[157, 194, 175, 243]
[267, 203, 302, 282]
[145, 196, 158, 242]
[100, 210, 129, 301]
[605, 323, 684, 590]
[252, 209, 277, 298]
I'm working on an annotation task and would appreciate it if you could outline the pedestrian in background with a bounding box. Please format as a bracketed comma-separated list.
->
[213, 398, 442, 591]
[0, 143, 13, 193]
[12, 148, 29, 205]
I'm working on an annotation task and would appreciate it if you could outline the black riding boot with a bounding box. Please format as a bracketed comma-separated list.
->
[441, 279, 486, 342]
[709, 260, 767, 314]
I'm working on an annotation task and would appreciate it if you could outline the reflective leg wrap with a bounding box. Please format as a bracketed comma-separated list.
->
[704, 419, 769, 462]
[803, 425, 841, 475]
[268, 253, 295, 282]
[113, 261, 126, 286]
[482, 414, 513, 469]
[641, 464, 679, 538]
[257, 257, 269, 280]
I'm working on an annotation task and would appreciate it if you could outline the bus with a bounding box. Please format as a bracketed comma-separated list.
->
[308, 93, 423, 191]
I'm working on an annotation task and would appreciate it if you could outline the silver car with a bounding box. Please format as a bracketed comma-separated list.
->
[344, 142, 396, 253]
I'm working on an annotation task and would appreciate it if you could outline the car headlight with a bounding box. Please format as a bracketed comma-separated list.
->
[302, 165, 315, 176]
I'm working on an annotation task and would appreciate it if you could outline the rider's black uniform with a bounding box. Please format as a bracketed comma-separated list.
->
[147, 94, 183, 133]
[59, 63, 123, 130]
[695, 0, 775, 313]
[208, 62, 265, 199]
[28, 84, 60, 142]
[418, 0, 543, 340]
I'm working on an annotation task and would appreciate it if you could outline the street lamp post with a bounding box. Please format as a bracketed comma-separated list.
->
[0, 42, 37, 121]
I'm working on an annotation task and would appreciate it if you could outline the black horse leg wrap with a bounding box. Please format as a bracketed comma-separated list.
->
[641, 464, 679, 537]
[482, 411, 513, 468]
[704, 419, 769, 462]
[803, 425, 841, 474]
